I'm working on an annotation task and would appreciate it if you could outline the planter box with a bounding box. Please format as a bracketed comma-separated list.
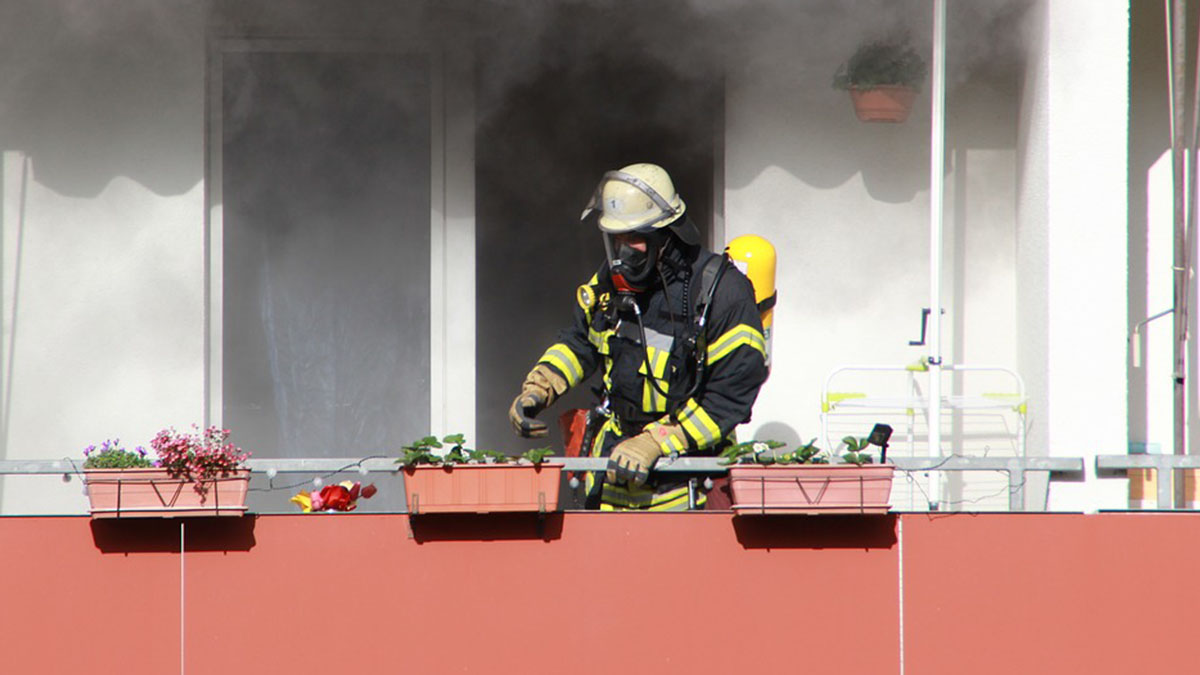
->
[729, 464, 894, 515]
[83, 468, 250, 518]
[848, 85, 917, 123]
[403, 463, 563, 514]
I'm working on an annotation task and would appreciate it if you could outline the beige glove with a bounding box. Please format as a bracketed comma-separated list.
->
[606, 432, 660, 487]
[509, 364, 569, 438]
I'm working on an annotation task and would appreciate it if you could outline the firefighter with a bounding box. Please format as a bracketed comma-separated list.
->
[508, 163, 769, 510]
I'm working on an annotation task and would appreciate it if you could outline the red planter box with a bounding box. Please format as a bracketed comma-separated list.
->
[403, 463, 563, 514]
[729, 464, 894, 515]
[83, 468, 250, 518]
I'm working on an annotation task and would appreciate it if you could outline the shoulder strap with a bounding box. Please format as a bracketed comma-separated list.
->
[691, 252, 728, 323]
[689, 252, 730, 361]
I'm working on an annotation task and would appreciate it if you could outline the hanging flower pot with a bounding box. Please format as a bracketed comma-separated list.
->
[729, 463, 894, 515]
[832, 34, 927, 124]
[398, 434, 561, 514]
[80, 427, 252, 518]
[720, 436, 894, 515]
[402, 462, 563, 514]
[84, 468, 250, 518]
[848, 85, 918, 123]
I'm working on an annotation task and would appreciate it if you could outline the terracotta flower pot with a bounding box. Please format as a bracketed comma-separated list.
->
[848, 85, 917, 123]
[83, 468, 250, 518]
[728, 464, 894, 515]
[403, 463, 563, 514]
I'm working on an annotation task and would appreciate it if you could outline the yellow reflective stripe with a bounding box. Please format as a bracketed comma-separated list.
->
[541, 343, 584, 386]
[706, 324, 767, 365]
[676, 399, 720, 448]
[601, 483, 692, 510]
[639, 347, 670, 413]
[588, 327, 613, 354]
[584, 418, 617, 497]
[644, 420, 688, 455]
[638, 345, 676, 410]
[662, 433, 687, 454]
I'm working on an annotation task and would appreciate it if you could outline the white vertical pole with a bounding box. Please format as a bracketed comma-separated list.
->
[180, 521, 185, 675]
[928, 0, 948, 509]
[897, 516, 906, 675]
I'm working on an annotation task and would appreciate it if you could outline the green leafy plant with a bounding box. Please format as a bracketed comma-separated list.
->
[832, 34, 927, 91]
[841, 436, 876, 466]
[719, 439, 829, 466]
[397, 434, 554, 468]
[82, 439, 155, 469]
[520, 447, 555, 465]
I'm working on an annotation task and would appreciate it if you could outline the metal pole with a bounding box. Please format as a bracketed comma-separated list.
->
[928, 0, 947, 509]
[1169, 0, 1188, 505]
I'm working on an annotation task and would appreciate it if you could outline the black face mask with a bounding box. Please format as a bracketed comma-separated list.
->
[607, 231, 668, 292]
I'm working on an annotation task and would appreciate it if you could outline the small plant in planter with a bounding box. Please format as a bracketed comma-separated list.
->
[398, 434, 554, 467]
[841, 436, 876, 465]
[832, 33, 927, 123]
[397, 434, 562, 514]
[724, 434, 895, 515]
[83, 439, 154, 470]
[82, 426, 253, 518]
[719, 438, 828, 465]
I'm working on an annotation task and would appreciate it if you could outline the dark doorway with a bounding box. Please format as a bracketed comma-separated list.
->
[221, 50, 431, 459]
[474, 5, 722, 453]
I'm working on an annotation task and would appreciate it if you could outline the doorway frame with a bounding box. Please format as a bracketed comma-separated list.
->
[203, 35, 477, 444]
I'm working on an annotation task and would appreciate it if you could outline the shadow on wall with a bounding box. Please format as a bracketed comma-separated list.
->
[750, 421, 804, 450]
[90, 516, 257, 554]
[0, 1, 205, 198]
[733, 513, 897, 550]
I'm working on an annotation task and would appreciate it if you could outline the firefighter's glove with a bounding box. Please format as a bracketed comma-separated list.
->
[509, 364, 569, 438]
[606, 431, 665, 488]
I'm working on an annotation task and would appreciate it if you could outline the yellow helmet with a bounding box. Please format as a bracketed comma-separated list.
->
[581, 163, 687, 234]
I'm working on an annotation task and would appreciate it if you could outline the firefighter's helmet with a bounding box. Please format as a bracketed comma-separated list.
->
[582, 163, 686, 233]
[582, 163, 699, 292]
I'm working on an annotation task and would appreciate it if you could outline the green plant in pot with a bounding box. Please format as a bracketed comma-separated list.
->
[719, 438, 828, 466]
[721, 432, 895, 515]
[397, 434, 561, 514]
[397, 433, 553, 467]
[81, 426, 253, 518]
[840, 435, 876, 466]
[83, 439, 155, 470]
[832, 33, 927, 123]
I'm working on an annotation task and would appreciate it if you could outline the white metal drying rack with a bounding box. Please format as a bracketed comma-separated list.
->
[821, 363, 1028, 508]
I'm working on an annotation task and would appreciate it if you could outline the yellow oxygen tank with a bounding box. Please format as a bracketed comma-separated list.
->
[725, 235, 777, 368]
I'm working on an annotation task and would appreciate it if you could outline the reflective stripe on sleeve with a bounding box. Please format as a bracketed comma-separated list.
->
[675, 398, 721, 449]
[706, 324, 767, 365]
[540, 343, 585, 387]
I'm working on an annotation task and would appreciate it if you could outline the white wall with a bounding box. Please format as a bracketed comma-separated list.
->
[724, 2, 1025, 510]
[0, 2, 208, 513]
[1019, 0, 1129, 511]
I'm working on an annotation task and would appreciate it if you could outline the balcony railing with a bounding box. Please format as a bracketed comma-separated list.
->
[0, 455, 1085, 513]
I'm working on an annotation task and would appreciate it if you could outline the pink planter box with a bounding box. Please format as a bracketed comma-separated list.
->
[729, 464, 894, 515]
[83, 468, 250, 518]
[403, 463, 563, 514]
